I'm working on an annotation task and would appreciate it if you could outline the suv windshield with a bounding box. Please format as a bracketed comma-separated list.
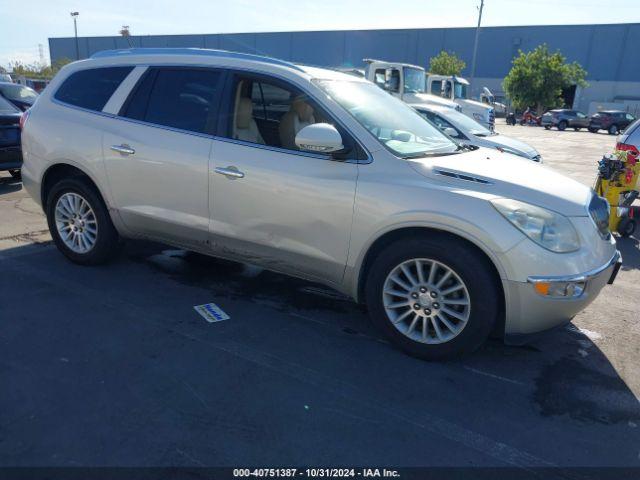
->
[442, 109, 491, 136]
[0, 84, 38, 105]
[403, 67, 426, 94]
[316, 79, 457, 158]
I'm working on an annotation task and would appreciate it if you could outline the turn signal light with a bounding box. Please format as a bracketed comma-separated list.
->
[532, 280, 585, 298]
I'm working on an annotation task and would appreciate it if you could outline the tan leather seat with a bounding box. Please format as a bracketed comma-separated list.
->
[279, 97, 316, 150]
[234, 97, 265, 145]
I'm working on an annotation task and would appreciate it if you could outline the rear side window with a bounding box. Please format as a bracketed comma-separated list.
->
[55, 67, 133, 111]
[122, 68, 223, 134]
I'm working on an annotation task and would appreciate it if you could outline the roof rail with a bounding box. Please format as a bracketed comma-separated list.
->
[90, 48, 304, 71]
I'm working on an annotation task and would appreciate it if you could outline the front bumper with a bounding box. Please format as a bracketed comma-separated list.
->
[503, 250, 621, 342]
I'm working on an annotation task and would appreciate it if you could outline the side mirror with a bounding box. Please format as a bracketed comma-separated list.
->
[295, 123, 344, 153]
[443, 127, 459, 138]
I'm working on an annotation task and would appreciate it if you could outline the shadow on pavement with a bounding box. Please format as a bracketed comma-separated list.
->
[1, 239, 639, 469]
[617, 235, 640, 271]
[0, 175, 22, 195]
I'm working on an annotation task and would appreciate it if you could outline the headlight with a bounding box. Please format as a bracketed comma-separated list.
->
[491, 198, 580, 253]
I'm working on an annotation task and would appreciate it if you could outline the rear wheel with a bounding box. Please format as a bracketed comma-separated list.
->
[9, 169, 21, 179]
[544, 125, 551, 130]
[365, 236, 499, 360]
[46, 177, 120, 265]
[608, 124, 619, 135]
[558, 121, 567, 131]
[588, 127, 598, 133]
[574, 127, 581, 131]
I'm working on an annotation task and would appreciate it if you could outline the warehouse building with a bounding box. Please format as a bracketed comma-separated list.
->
[49, 22, 640, 114]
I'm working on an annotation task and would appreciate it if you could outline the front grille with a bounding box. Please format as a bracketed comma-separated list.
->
[588, 194, 611, 239]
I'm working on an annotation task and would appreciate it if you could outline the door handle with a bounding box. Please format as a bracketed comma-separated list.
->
[110, 144, 135, 155]
[214, 166, 245, 179]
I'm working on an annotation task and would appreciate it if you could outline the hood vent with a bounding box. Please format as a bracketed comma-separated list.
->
[434, 169, 492, 185]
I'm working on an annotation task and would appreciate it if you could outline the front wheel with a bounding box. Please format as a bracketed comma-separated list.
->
[365, 236, 499, 360]
[46, 177, 120, 265]
[558, 121, 567, 131]
[608, 124, 619, 135]
[588, 127, 598, 133]
[574, 127, 581, 131]
[544, 125, 551, 130]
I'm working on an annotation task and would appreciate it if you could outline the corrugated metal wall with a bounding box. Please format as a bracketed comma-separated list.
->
[49, 23, 640, 82]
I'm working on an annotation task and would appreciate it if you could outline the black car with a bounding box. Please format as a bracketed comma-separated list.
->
[589, 110, 636, 135]
[0, 95, 22, 179]
[0, 82, 38, 111]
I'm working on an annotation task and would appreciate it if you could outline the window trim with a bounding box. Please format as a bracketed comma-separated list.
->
[217, 69, 369, 163]
[53, 65, 135, 113]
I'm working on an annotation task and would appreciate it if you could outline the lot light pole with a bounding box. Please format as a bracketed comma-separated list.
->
[469, 0, 484, 94]
[70, 12, 80, 60]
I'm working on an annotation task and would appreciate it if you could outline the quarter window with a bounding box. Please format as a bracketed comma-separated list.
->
[123, 68, 223, 134]
[55, 67, 133, 112]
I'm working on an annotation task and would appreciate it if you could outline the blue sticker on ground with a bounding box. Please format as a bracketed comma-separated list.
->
[193, 303, 230, 323]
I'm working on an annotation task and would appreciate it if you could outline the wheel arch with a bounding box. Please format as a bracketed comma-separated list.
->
[354, 226, 506, 336]
[41, 162, 109, 210]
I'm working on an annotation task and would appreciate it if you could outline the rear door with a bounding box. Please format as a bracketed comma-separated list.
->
[102, 67, 225, 247]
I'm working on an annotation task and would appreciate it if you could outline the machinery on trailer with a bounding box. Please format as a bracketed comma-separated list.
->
[594, 148, 640, 237]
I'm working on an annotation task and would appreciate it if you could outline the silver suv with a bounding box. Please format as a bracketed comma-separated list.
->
[21, 49, 621, 359]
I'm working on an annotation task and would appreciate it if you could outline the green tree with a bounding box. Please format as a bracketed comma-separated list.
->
[9, 58, 72, 80]
[503, 44, 587, 114]
[428, 51, 466, 76]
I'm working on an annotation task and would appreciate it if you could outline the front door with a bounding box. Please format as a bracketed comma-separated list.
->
[209, 73, 359, 284]
[102, 67, 224, 247]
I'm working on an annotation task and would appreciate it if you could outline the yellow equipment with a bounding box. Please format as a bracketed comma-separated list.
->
[594, 147, 640, 236]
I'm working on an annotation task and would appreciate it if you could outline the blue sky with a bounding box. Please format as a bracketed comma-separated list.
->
[1, 0, 638, 68]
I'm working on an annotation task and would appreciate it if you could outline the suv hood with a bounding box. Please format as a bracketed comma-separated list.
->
[483, 134, 539, 158]
[409, 149, 591, 216]
[459, 98, 492, 111]
[404, 93, 458, 109]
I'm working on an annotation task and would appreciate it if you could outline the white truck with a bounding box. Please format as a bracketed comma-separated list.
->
[363, 59, 495, 130]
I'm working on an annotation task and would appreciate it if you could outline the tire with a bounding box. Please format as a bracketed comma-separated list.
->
[544, 125, 551, 130]
[558, 121, 567, 131]
[45, 177, 120, 265]
[9, 169, 21, 179]
[608, 124, 619, 135]
[574, 127, 581, 131]
[588, 127, 598, 133]
[364, 236, 500, 360]
[617, 218, 636, 238]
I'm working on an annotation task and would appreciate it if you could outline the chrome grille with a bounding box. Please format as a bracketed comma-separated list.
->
[588, 194, 611, 239]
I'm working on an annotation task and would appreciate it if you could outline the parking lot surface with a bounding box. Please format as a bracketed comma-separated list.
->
[1, 122, 639, 472]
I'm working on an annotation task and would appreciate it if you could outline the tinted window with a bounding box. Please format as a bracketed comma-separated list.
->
[55, 67, 133, 111]
[0, 84, 38, 105]
[124, 68, 222, 134]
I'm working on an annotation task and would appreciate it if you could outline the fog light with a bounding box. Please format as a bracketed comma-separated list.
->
[532, 280, 585, 298]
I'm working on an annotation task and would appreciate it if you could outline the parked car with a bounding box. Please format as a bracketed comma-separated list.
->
[589, 110, 636, 135]
[541, 109, 590, 131]
[0, 73, 12, 83]
[0, 95, 22, 178]
[21, 48, 620, 360]
[0, 82, 39, 111]
[414, 105, 542, 162]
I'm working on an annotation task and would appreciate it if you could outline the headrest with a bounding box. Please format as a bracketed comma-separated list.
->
[236, 98, 253, 129]
[292, 96, 314, 122]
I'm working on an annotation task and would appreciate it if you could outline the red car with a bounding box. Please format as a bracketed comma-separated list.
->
[589, 110, 637, 135]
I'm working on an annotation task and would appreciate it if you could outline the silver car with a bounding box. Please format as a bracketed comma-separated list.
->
[21, 48, 621, 359]
[415, 105, 542, 162]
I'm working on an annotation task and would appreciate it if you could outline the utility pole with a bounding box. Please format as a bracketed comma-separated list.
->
[70, 12, 80, 60]
[38, 44, 45, 67]
[469, 0, 484, 94]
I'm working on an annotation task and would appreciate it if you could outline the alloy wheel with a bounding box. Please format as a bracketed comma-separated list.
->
[55, 192, 98, 254]
[382, 258, 471, 344]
